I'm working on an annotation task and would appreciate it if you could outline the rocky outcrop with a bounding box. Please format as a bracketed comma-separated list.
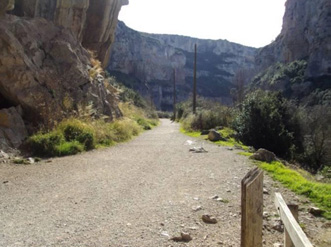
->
[0, 15, 121, 124]
[82, 0, 128, 66]
[14, 0, 89, 41]
[0, 1, 126, 150]
[0, 106, 27, 150]
[12, 0, 128, 67]
[256, 0, 331, 80]
[108, 22, 257, 110]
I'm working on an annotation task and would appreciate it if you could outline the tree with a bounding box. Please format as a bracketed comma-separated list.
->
[233, 90, 299, 158]
[299, 105, 331, 171]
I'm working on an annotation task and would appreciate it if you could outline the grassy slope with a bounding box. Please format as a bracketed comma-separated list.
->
[181, 126, 331, 219]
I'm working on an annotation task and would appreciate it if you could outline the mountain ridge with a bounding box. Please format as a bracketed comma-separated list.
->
[108, 21, 257, 110]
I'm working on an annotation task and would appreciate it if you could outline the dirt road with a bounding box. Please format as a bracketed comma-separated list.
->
[0, 119, 329, 246]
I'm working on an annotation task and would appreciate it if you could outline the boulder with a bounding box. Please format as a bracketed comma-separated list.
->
[0, 106, 27, 150]
[208, 129, 224, 142]
[250, 148, 277, 163]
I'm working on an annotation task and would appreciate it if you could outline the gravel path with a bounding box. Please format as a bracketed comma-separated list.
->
[0, 119, 329, 247]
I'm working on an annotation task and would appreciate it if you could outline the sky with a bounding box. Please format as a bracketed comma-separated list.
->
[119, 0, 287, 48]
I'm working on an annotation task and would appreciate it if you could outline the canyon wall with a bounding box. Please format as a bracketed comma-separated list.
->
[252, 0, 330, 102]
[108, 22, 257, 110]
[256, 0, 330, 79]
[13, 0, 128, 67]
[0, 0, 127, 150]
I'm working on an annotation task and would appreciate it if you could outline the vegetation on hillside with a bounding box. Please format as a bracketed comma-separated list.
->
[27, 74, 158, 157]
[256, 160, 331, 219]
[177, 90, 330, 173]
[232, 90, 301, 159]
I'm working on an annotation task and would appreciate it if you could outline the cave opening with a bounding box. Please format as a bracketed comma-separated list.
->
[0, 91, 16, 110]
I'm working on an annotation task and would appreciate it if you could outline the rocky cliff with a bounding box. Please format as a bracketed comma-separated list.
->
[0, 0, 127, 150]
[108, 21, 257, 110]
[13, 0, 128, 67]
[254, 0, 330, 97]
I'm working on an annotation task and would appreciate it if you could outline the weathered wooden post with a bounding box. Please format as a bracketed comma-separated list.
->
[241, 167, 263, 247]
[285, 204, 299, 247]
[193, 43, 197, 114]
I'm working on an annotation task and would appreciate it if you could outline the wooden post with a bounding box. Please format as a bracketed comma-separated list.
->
[173, 68, 176, 120]
[193, 44, 197, 114]
[241, 167, 263, 247]
[275, 193, 313, 247]
[285, 204, 299, 247]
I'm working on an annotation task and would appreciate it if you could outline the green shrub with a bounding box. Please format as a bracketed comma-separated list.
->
[109, 119, 142, 142]
[59, 119, 95, 150]
[55, 141, 84, 156]
[178, 98, 234, 131]
[137, 118, 151, 130]
[28, 131, 65, 156]
[233, 90, 300, 158]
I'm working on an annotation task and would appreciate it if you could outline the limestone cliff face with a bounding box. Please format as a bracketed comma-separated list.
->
[0, 1, 126, 150]
[256, 0, 331, 79]
[108, 22, 257, 110]
[13, 0, 128, 67]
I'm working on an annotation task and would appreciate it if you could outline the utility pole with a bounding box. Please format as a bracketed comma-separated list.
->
[193, 43, 197, 114]
[173, 68, 177, 120]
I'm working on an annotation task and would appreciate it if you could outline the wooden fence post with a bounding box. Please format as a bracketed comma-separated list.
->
[275, 193, 313, 247]
[285, 204, 299, 247]
[241, 167, 264, 247]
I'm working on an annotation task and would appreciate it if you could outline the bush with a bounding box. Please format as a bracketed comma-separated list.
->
[28, 131, 65, 156]
[233, 90, 300, 158]
[136, 118, 152, 130]
[59, 119, 95, 150]
[55, 141, 84, 156]
[109, 119, 142, 142]
[177, 98, 234, 131]
[27, 101, 155, 157]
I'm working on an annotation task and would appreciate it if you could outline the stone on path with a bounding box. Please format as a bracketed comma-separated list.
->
[202, 214, 217, 224]
[171, 232, 192, 242]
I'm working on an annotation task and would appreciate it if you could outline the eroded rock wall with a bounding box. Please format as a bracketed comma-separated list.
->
[13, 0, 128, 67]
[256, 0, 331, 79]
[0, 15, 121, 125]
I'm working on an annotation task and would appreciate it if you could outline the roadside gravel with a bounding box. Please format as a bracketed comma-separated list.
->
[0, 119, 329, 246]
